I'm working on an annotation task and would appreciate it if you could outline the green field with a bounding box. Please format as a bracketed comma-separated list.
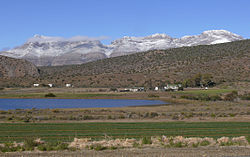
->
[176, 89, 234, 95]
[0, 122, 249, 143]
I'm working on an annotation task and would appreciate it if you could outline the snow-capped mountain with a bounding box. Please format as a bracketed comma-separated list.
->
[2, 35, 110, 66]
[0, 30, 244, 66]
[109, 30, 243, 57]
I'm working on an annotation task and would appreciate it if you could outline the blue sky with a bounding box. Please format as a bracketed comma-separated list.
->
[0, 0, 249, 50]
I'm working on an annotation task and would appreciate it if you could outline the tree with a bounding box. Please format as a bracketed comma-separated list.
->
[193, 73, 202, 87]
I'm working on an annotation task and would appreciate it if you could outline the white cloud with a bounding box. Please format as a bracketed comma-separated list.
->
[69, 36, 109, 41]
[27, 35, 110, 43]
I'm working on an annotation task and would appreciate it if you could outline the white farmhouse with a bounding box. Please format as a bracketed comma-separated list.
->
[33, 84, 39, 87]
[48, 84, 53, 88]
[66, 84, 71, 87]
[165, 84, 183, 91]
[130, 88, 138, 92]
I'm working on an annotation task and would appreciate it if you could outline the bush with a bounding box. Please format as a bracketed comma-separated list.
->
[178, 86, 184, 91]
[37, 144, 47, 151]
[148, 94, 159, 98]
[224, 91, 238, 101]
[192, 143, 199, 148]
[142, 137, 152, 144]
[110, 88, 118, 92]
[37, 142, 69, 151]
[83, 115, 94, 120]
[150, 112, 159, 118]
[240, 93, 250, 100]
[23, 138, 38, 151]
[89, 144, 107, 151]
[210, 95, 222, 101]
[180, 94, 222, 101]
[173, 142, 184, 147]
[44, 93, 56, 97]
[0, 143, 23, 152]
[200, 140, 210, 146]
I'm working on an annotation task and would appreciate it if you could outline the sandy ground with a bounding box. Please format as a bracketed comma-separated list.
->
[2, 147, 250, 157]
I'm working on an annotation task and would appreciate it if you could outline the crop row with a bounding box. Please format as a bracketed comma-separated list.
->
[0, 122, 249, 142]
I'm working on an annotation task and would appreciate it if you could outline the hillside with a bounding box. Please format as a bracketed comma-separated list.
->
[0, 55, 39, 79]
[38, 39, 250, 88]
[0, 40, 249, 88]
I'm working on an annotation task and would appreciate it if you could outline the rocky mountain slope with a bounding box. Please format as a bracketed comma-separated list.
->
[37, 39, 249, 88]
[1, 39, 249, 87]
[0, 30, 244, 66]
[0, 55, 39, 78]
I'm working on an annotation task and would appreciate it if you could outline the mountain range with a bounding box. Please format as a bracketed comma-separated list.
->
[0, 30, 244, 66]
[0, 39, 249, 87]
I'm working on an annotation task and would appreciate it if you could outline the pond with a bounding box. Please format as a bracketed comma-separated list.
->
[0, 99, 166, 110]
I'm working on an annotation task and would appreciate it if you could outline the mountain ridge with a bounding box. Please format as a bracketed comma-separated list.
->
[0, 30, 244, 66]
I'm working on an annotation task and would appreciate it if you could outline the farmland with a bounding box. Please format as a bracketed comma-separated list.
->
[176, 89, 234, 95]
[0, 122, 249, 143]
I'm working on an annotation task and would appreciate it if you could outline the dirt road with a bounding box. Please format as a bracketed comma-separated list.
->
[2, 147, 250, 157]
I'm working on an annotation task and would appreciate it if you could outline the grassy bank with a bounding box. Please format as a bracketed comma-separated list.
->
[176, 89, 234, 95]
[0, 93, 121, 99]
[0, 122, 249, 143]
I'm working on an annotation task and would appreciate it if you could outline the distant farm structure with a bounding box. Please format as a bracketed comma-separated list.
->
[120, 87, 145, 92]
[66, 84, 72, 87]
[33, 84, 39, 87]
[154, 84, 183, 91]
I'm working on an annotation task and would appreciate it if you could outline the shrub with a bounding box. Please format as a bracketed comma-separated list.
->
[211, 113, 216, 118]
[110, 88, 118, 92]
[150, 112, 159, 118]
[173, 142, 184, 147]
[210, 95, 222, 101]
[44, 93, 56, 97]
[133, 142, 140, 148]
[107, 115, 112, 119]
[83, 115, 94, 120]
[23, 138, 38, 151]
[23, 114, 32, 123]
[180, 94, 222, 101]
[148, 94, 159, 98]
[192, 143, 199, 148]
[37, 144, 47, 151]
[224, 91, 238, 101]
[178, 86, 184, 91]
[0, 143, 23, 152]
[98, 89, 107, 92]
[110, 146, 117, 150]
[142, 137, 152, 144]
[90, 144, 107, 151]
[240, 93, 250, 100]
[37, 142, 69, 151]
[171, 95, 176, 98]
[200, 140, 210, 146]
